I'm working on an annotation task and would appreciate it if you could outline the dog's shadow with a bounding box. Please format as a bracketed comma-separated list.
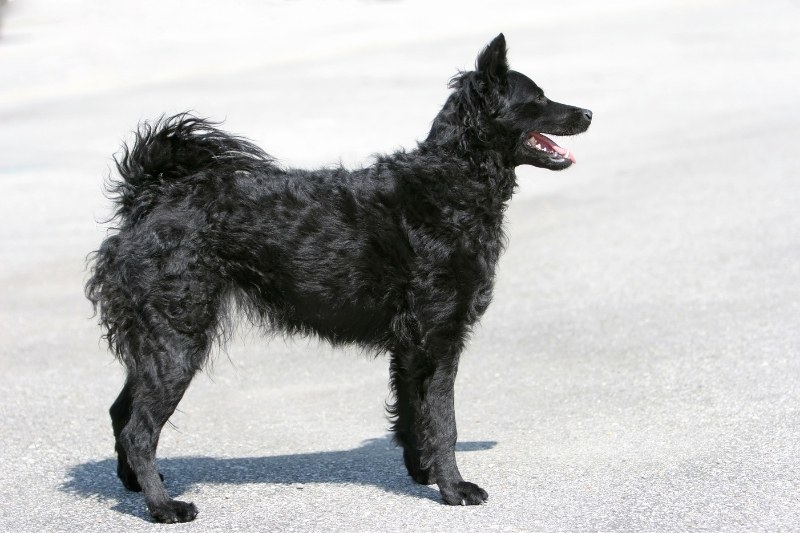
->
[62, 436, 496, 519]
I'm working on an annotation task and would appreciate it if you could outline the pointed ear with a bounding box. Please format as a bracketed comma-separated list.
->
[475, 33, 509, 81]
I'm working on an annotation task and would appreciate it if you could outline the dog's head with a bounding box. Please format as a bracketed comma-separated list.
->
[428, 34, 592, 170]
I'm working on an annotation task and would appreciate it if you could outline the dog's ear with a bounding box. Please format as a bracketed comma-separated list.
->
[475, 33, 509, 83]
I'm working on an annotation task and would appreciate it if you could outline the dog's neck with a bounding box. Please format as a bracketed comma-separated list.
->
[424, 92, 517, 188]
[417, 139, 517, 208]
[404, 143, 517, 225]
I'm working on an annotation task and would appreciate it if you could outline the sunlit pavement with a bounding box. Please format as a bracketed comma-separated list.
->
[1, 1, 799, 530]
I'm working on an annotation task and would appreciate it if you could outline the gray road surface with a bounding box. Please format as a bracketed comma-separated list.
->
[1, 0, 799, 531]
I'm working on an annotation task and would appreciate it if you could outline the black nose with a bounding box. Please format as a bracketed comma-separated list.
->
[583, 109, 593, 121]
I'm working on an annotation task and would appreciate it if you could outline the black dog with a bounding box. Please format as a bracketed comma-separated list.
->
[86, 33, 591, 523]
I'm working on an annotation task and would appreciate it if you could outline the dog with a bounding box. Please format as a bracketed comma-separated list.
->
[86, 33, 591, 523]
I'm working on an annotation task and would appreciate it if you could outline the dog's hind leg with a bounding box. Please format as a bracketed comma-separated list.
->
[111, 380, 151, 492]
[112, 248, 221, 523]
[120, 360, 198, 523]
[111, 380, 168, 492]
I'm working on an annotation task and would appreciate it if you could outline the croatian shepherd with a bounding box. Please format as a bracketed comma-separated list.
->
[86, 33, 591, 523]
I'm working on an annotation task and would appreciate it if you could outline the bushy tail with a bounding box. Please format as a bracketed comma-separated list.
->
[86, 113, 274, 361]
[108, 112, 274, 226]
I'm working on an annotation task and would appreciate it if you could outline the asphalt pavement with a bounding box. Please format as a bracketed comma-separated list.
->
[1, 0, 799, 531]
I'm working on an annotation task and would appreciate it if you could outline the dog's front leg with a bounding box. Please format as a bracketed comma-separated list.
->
[391, 342, 488, 505]
[389, 354, 436, 485]
[422, 356, 488, 505]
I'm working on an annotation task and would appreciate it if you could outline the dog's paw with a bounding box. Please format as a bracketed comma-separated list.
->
[440, 481, 488, 506]
[149, 500, 198, 523]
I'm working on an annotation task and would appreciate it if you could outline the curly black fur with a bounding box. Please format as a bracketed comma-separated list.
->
[86, 34, 591, 523]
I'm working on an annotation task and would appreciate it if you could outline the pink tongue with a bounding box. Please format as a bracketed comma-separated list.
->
[552, 144, 576, 164]
[531, 133, 577, 164]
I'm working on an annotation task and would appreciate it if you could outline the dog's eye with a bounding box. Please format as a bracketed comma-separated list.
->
[535, 94, 547, 104]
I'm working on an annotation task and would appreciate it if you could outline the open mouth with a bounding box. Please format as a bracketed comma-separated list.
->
[525, 132, 576, 164]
